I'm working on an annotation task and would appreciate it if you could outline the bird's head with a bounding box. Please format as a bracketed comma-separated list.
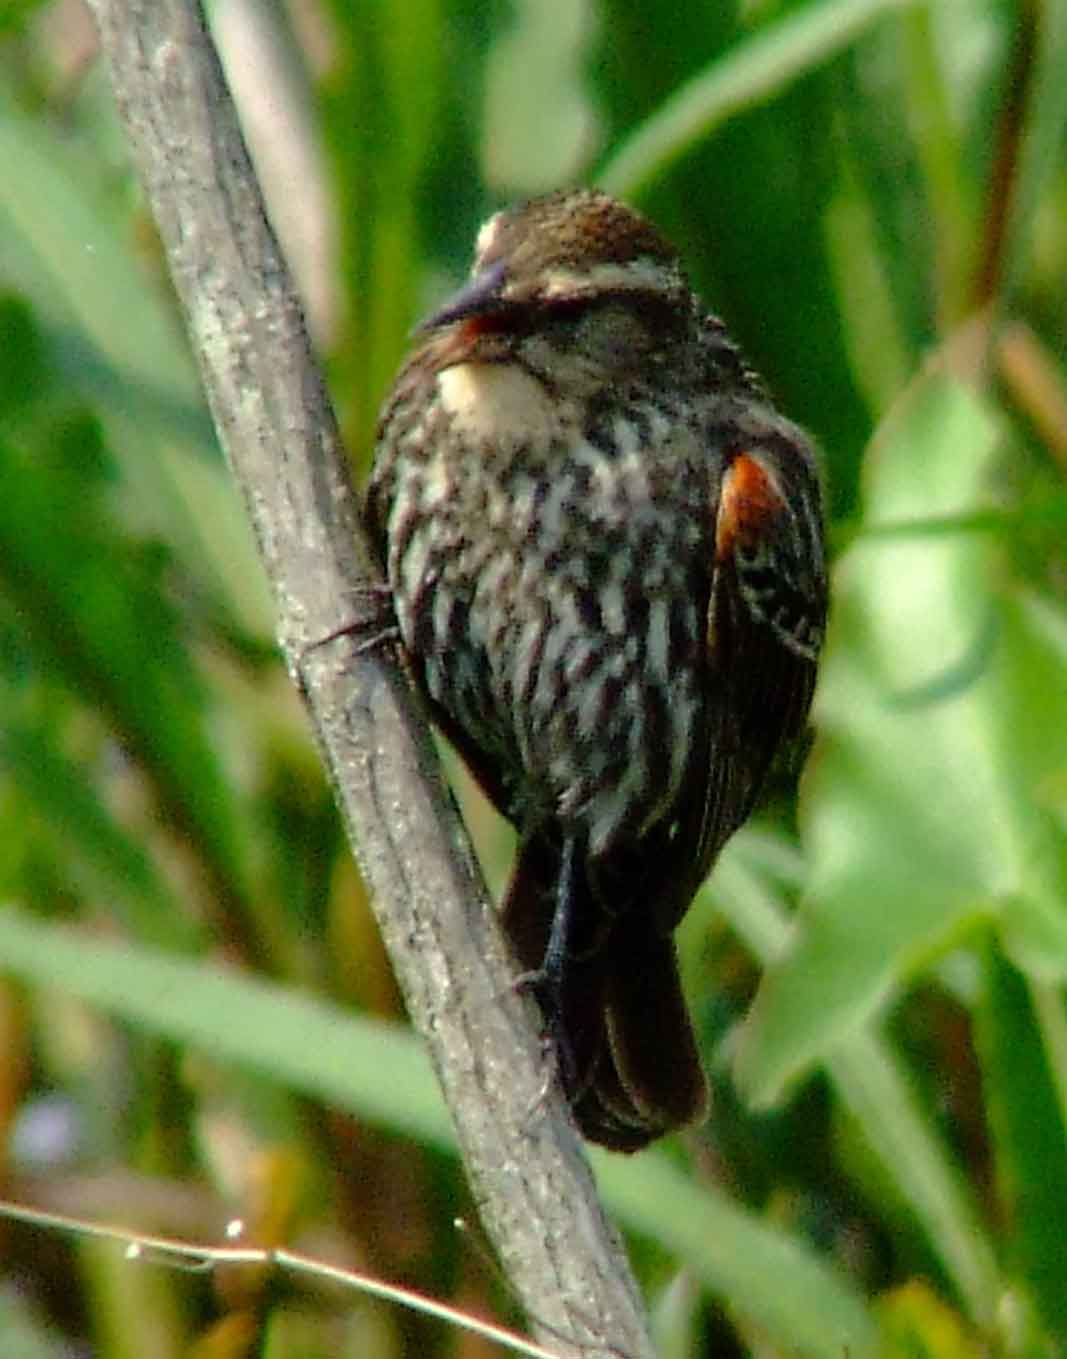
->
[417, 191, 693, 376]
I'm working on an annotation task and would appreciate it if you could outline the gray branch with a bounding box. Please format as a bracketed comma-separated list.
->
[85, 1, 656, 1355]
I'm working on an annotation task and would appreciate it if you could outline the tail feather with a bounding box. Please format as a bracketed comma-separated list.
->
[603, 925, 708, 1130]
[501, 835, 708, 1152]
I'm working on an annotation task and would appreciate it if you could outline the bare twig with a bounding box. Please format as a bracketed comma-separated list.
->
[0, 1199, 563, 1359]
[972, 0, 1038, 309]
[83, 2, 654, 1355]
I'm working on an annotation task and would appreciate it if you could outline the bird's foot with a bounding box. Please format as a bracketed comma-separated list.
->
[297, 582, 400, 668]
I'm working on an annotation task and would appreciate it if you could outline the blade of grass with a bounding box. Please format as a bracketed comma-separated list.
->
[975, 946, 1067, 1341]
[0, 722, 202, 953]
[830, 1037, 999, 1327]
[0, 434, 258, 960]
[594, 1150, 878, 1359]
[702, 842, 1000, 1326]
[900, 7, 974, 326]
[597, 0, 919, 200]
[0, 906, 452, 1147]
[0, 93, 270, 636]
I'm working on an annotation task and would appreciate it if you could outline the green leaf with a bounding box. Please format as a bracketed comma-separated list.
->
[737, 373, 1067, 1103]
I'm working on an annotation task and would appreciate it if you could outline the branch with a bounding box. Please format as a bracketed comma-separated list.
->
[84, 1, 655, 1355]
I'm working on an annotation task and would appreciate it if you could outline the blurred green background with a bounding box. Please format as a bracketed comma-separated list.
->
[2, 0, 1067, 1355]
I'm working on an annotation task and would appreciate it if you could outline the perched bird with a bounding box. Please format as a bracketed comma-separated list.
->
[366, 190, 826, 1151]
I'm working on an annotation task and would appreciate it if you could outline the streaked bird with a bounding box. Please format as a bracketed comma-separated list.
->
[367, 190, 826, 1150]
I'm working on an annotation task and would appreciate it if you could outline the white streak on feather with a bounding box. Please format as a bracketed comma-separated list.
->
[539, 259, 680, 300]
[648, 599, 670, 682]
[601, 583, 626, 635]
[474, 211, 505, 262]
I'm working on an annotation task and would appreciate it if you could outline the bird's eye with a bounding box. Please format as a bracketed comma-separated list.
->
[573, 304, 651, 365]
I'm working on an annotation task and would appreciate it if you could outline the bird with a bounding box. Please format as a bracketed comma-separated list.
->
[365, 189, 826, 1151]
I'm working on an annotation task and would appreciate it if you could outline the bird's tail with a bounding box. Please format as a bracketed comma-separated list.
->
[501, 836, 708, 1152]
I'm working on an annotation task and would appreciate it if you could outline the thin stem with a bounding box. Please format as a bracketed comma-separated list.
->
[0, 1200, 563, 1359]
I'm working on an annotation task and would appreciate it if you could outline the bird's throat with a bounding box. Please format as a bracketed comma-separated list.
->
[437, 361, 560, 448]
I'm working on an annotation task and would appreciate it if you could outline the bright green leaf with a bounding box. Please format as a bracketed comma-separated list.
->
[738, 373, 1067, 1104]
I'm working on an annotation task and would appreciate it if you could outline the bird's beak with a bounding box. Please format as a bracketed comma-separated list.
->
[415, 259, 509, 333]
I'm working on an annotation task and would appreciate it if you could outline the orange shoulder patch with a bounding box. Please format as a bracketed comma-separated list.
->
[715, 452, 784, 560]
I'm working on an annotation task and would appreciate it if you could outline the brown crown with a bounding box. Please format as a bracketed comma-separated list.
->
[473, 190, 680, 280]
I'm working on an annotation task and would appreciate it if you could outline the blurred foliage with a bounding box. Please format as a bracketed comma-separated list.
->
[1, 0, 1066, 1355]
